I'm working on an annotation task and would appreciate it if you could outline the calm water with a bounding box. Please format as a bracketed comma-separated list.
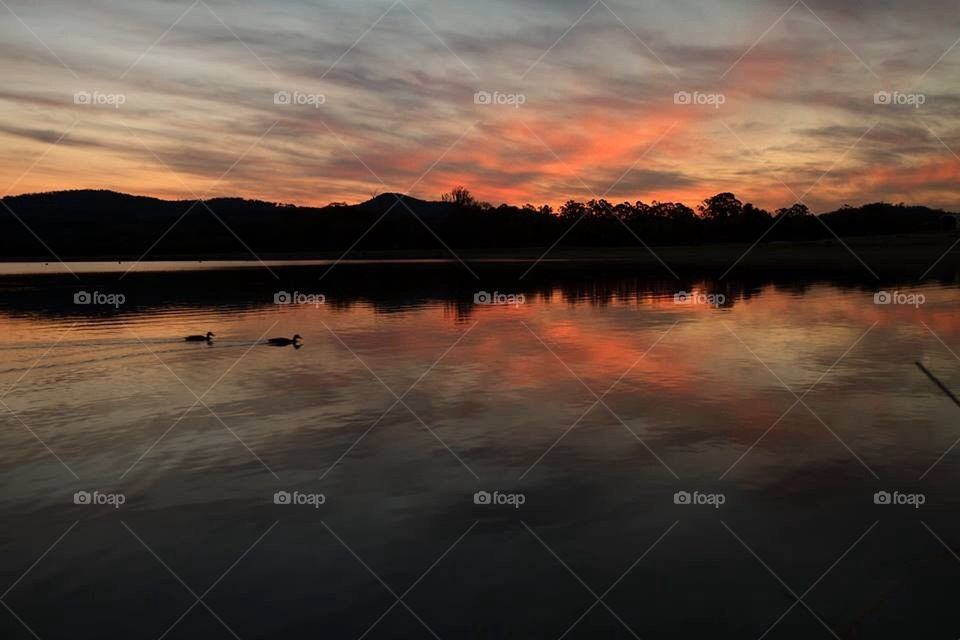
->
[1, 263, 959, 638]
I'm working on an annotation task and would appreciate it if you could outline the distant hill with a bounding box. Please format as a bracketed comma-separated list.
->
[0, 188, 955, 259]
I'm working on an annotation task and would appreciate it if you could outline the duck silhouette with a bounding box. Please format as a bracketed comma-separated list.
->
[185, 332, 215, 343]
[267, 334, 302, 347]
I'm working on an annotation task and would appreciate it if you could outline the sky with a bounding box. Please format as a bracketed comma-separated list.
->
[1, 0, 959, 212]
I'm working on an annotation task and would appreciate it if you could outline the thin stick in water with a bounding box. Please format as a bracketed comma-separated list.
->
[916, 361, 960, 409]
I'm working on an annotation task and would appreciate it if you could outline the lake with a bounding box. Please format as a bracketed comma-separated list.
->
[0, 261, 958, 638]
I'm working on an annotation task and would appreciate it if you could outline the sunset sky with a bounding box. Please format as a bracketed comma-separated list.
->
[1, 0, 959, 212]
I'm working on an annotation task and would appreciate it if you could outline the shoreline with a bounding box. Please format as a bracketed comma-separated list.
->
[1, 233, 957, 271]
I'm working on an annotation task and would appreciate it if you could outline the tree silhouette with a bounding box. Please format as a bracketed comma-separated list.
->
[441, 186, 477, 208]
[698, 193, 744, 221]
[559, 200, 588, 220]
[775, 203, 811, 218]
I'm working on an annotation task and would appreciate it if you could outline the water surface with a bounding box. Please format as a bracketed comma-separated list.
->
[1, 263, 958, 638]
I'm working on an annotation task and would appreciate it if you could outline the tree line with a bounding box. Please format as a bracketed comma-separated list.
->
[0, 188, 953, 258]
[438, 187, 954, 245]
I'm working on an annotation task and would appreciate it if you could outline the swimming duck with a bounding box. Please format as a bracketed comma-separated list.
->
[267, 334, 302, 346]
[185, 332, 215, 342]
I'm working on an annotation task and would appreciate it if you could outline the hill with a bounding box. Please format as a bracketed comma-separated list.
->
[0, 188, 955, 260]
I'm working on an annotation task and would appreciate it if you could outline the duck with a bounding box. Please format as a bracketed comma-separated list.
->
[185, 332, 215, 342]
[267, 334, 302, 347]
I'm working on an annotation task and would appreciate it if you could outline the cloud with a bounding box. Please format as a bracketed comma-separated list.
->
[0, 0, 959, 210]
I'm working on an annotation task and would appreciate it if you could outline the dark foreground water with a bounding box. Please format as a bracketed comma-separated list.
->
[1, 261, 959, 639]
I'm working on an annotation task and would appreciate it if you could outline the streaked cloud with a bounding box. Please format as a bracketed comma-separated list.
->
[1, 0, 959, 211]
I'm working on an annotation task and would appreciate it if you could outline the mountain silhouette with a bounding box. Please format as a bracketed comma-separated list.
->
[0, 188, 955, 259]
